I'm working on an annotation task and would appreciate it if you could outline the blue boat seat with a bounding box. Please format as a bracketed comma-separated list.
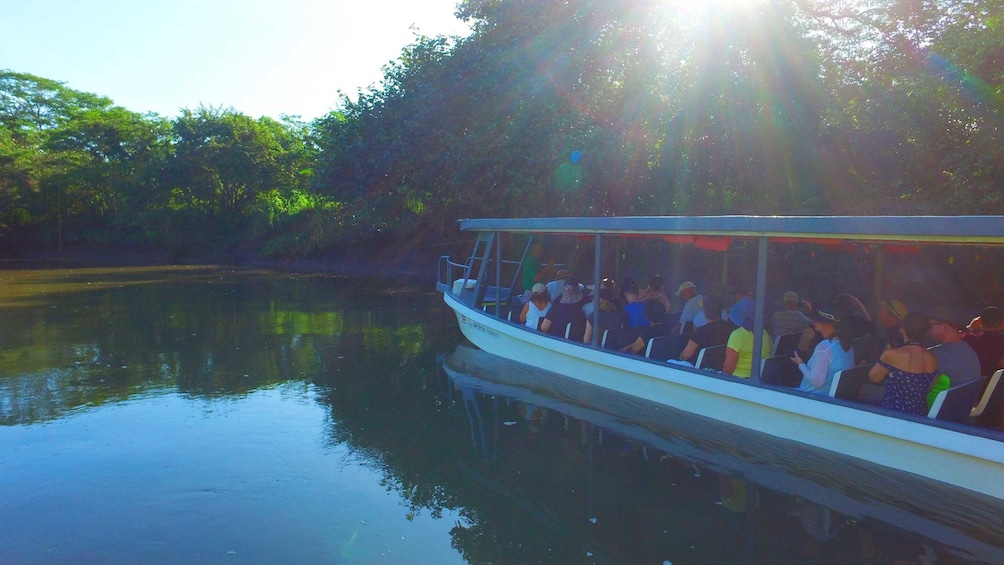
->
[771, 332, 802, 357]
[646, 333, 692, 361]
[601, 327, 642, 351]
[928, 377, 988, 422]
[695, 344, 727, 371]
[565, 321, 586, 342]
[971, 369, 1003, 418]
[829, 364, 875, 400]
[759, 355, 801, 387]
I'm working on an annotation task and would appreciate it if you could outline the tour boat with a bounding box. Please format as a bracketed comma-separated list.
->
[435, 216, 1004, 499]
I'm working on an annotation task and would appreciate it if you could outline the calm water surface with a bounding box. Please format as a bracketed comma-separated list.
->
[2, 266, 1003, 564]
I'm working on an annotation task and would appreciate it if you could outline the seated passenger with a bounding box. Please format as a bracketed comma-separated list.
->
[621, 299, 672, 355]
[927, 307, 982, 418]
[791, 305, 855, 395]
[868, 312, 938, 416]
[546, 270, 573, 302]
[638, 275, 673, 314]
[834, 293, 873, 341]
[875, 299, 909, 352]
[540, 277, 593, 344]
[724, 299, 773, 378]
[961, 306, 1004, 427]
[584, 278, 626, 337]
[622, 279, 648, 328]
[519, 283, 551, 330]
[679, 293, 736, 364]
[770, 291, 812, 340]
[672, 281, 702, 334]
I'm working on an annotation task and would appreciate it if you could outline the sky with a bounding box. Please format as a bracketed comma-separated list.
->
[1, 0, 472, 121]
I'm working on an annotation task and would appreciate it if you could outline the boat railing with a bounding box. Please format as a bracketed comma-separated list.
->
[437, 255, 474, 295]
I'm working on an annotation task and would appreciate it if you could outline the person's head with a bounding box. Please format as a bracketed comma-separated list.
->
[561, 277, 583, 303]
[979, 306, 1003, 330]
[676, 281, 697, 300]
[598, 278, 615, 302]
[729, 297, 756, 332]
[877, 300, 908, 329]
[900, 311, 929, 341]
[647, 275, 664, 292]
[643, 299, 667, 325]
[927, 307, 965, 344]
[553, 269, 571, 282]
[782, 291, 800, 310]
[809, 305, 842, 338]
[622, 279, 640, 299]
[703, 292, 724, 320]
[530, 282, 549, 303]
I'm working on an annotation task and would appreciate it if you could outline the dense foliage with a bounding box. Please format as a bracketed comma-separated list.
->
[2, 0, 1002, 259]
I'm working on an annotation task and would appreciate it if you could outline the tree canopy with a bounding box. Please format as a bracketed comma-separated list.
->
[1, 0, 1002, 259]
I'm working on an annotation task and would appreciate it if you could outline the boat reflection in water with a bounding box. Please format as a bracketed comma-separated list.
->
[440, 343, 1004, 564]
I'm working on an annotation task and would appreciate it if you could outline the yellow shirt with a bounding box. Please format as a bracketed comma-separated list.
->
[727, 327, 773, 378]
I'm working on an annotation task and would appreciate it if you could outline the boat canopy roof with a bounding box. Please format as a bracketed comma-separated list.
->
[459, 216, 1004, 245]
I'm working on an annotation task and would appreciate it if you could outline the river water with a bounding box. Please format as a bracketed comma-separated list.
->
[2, 266, 1003, 564]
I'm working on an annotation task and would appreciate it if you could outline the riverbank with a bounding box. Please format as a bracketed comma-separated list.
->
[2, 243, 449, 287]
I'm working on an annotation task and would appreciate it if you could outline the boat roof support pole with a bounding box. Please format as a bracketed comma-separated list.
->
[873, 244, 885, 335]
[591, 233, 602, 346]
[752, 236, 768, 381]
[495, 231, 502, 319]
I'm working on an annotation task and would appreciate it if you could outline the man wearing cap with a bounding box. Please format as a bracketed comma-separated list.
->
[875, 299, 909, 352]
[672, 281, 702, 335]
[770, 291, 812, 340]
[927, 308, 982, 420]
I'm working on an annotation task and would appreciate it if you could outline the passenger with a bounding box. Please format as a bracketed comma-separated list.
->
[875, 299, 909, 352]
[926, 307, 982, 418]
[961, 306, 1004, 427]
[693, 286, 730, 329]
[622, 279, 648, 328]
[621, 299, 672, 354]
[583, 278, 625, 337]
[638, 275, 673, 314]
[867, 312, 938, 416]
[770, 291, 812, 340]
[519, 283, 552, 330]
[834, 293, 872, 340]
[724, 298, 773, 378]
[962, 306, 1004, 379]
[540, 277, 593, 344]
[546, 269, 572, 302]
[521, 242, 553, 302]
[678, 293, 736, 365]
[791, 305, 855, 395]
[673, 281, 702, 334]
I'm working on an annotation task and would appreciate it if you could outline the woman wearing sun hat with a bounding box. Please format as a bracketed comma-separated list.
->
[791, 304, 855, 395]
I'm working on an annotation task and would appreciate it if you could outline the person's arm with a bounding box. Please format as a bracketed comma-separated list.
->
[519, 303, 530, 323]
[680, 339, 699, 362]
[793, 347, 830, 388]
[723, 348, 739, 375]
[621, 336, 644, 354]
[583, 320, 593, 345]
[868, 354, 890, 384]
[540, 318, 552, 333]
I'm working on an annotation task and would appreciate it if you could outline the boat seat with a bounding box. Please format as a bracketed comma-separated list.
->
[645, 333, 692, 361]
[829, 364, 875, 400]
[759, 355, 801, 387]
[565, 321, 586, 342]
[928, 377, 987, 422]
[852, 334, 875, 365]
[771, 332, 802, 357]
[971, 369, 1003, 418]
[695, 344, 727, 371]
[601, 327, 643, 351]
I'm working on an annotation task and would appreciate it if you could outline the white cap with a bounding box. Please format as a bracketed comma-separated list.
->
[676, 281, 696, 296]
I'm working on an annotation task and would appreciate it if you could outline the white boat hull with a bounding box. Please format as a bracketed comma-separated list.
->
[446, 291, 1004, 500]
